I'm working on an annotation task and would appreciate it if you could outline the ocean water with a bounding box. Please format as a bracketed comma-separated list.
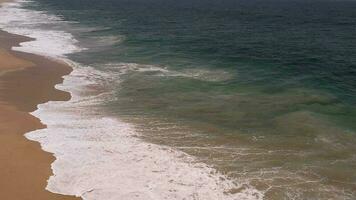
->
[1, 0, 356, 199]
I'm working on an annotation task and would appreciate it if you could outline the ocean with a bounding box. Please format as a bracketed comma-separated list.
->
[0, 0, 356, 199]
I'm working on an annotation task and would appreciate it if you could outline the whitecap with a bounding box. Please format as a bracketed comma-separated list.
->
[0, 1, 262, 199]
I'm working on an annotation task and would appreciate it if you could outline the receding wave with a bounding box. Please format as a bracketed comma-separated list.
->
[0, 0, 82, 57]
[0, 1, 262, 199]
[26, 63, 263, 199]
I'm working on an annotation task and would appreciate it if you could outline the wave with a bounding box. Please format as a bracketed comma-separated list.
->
[0, 0, 82, 57]
[0, 1, 262, 199]
[103, 62, 234, 82]
[27, 63, 263, 200]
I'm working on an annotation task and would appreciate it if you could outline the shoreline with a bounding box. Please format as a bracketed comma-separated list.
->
[0, 1, 257, 199]
[0, 28, 79, 200]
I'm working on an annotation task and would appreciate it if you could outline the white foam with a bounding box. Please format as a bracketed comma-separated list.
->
[0, 1, 263, 199]
[26, 65, 263, 200]
[104, 62, 234, 82]
[0, 0, 83, 57]
[91, 35, 124, 47]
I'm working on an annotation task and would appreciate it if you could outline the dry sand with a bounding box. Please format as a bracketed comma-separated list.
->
[0, 29, 80, 200]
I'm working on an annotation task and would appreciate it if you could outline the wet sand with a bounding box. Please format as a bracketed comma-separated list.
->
[0, 30, 80, 200]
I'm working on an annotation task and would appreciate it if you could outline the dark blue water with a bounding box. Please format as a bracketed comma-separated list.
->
[27, 0, 356, 198]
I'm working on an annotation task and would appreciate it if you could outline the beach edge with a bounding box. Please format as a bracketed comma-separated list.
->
[0, 10, 80, 199]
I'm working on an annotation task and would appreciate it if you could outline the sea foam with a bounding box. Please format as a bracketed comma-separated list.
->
[0, 1, 262, 199]
[0, 0, 82, 57]
[26, 64, 262, 200]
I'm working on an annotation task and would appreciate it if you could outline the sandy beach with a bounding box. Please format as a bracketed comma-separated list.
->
[1, 0, 355, 199]
[0, 28, 79, 200]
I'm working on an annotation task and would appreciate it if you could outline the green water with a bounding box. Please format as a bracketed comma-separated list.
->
[27, 0, 356, 198]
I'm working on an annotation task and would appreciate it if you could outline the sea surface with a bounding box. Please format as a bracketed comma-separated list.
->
[1, 0, 356, 199]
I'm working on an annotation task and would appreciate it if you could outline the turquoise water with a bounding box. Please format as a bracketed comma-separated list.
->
[25, 0, 356, 198]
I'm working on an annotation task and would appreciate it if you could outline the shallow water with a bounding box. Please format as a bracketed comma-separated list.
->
[1, 0, 356, 199]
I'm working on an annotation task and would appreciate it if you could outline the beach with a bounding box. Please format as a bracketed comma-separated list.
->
[0, 28, 79, 200]
[1, 0, 355, 199]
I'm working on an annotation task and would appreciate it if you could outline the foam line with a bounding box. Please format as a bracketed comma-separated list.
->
[0, 1, 262, 199]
